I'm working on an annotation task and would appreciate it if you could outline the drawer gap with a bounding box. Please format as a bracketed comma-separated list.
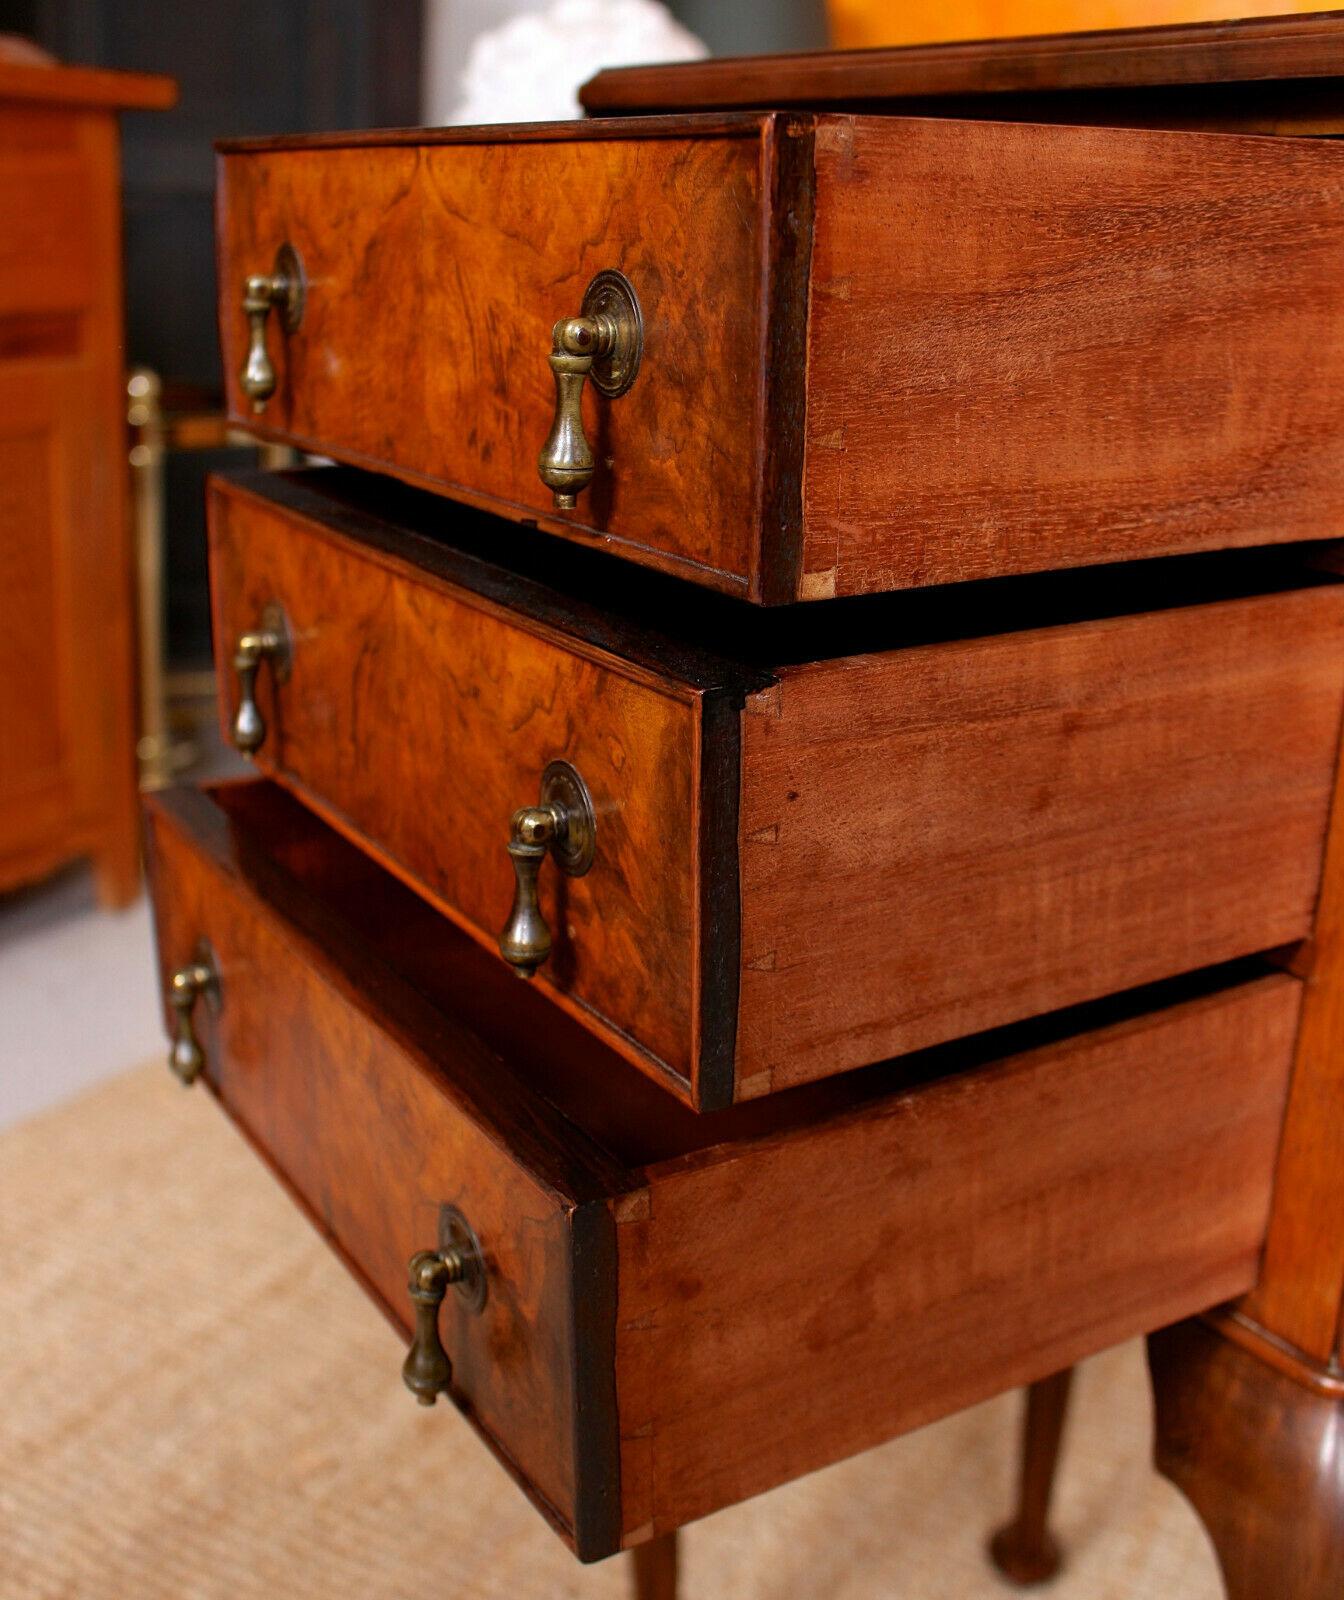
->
[246, 466, 1344, 673]
[205, 775, 1292, 1172]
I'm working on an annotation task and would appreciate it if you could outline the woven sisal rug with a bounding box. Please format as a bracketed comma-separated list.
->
[0, 1066, 1222, 1599]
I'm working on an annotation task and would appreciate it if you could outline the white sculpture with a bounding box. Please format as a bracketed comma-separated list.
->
[446, 0, 707, 126]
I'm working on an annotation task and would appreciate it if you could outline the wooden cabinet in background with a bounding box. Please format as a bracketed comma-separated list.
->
[0, 59, 174, 906]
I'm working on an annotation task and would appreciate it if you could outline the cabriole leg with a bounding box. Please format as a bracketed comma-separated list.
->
[1148, 1317, 1344, 1600]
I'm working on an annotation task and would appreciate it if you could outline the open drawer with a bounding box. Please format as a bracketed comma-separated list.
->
[145, 778, 1298, 1558]
[208, 468, 1344, 1109]
[216, 112, 1344, 601]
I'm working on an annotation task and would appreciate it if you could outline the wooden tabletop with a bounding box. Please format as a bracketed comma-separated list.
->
[580, 9, 1344, 115]
[0, 58, 176, 112]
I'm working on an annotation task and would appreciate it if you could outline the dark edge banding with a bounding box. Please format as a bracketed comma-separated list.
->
[757, 115, 816, 607]
[695, 691, 745, 1113]
[568, 1198, 624, 1561]
[216, 110, 774, 154]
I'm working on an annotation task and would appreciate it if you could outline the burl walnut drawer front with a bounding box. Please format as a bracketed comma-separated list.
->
[209, 469, 1344, 1110]
[145, 779, 1298, 1556]
[217, 113, 1344, 602]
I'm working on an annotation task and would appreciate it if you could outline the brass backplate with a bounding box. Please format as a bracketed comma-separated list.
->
[541, 760, 597, 877]
[580, 269, 642, 398]
[193, 937, 222, 1014]
[275, 242, 306, 333]
[259, 600, 294, 683]
[439, 1205, 487, 1313]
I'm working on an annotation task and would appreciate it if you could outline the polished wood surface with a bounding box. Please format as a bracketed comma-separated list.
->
[735, 582, 1344, 1092]
[977, 542, 1344, 1598]
[580, 9, 1344, 114]
[143, 782, 631, 1560]
[800, 115, 1344, 596]
[182, 18, 1344, 1587]
[207, 471, 709, 1101]
[210, 470, 1344, 1106]
[217, 114, 1344, 602]
[1149, 1316, 1344, 1600]
[216, 118, 769, 596]
[0, 67, 172, 904]
[144, 779, 1296, 1554]
[1135, 404, 1344, 1600]
[1241, 682, 1344, 1361]
[613, 973, 1296, 1540]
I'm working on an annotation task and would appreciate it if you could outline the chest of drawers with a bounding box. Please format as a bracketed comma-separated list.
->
[0, 61, 173, 906]
[143, 14, 1344, 1596]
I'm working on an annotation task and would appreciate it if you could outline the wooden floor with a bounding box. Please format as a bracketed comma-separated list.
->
[0, 1063, 1223, 1599]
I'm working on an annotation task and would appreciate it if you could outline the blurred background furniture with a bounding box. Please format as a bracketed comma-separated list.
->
[826, 0, 1344, 47]
[3, 0, 422, 686]
[0, 50, 173, 906]
[0, 0, 822, 815]
[126, 367, 289, 790]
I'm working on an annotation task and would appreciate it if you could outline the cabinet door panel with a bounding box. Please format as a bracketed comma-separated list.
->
[0, 359, 105, 885]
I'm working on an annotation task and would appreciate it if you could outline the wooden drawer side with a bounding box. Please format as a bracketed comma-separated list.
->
[739, 584, 1344, 1092]
[802, 115, 1344, 597]
[614, 974, 1301, 1539]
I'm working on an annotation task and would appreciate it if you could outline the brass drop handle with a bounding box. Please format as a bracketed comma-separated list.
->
[498, 761, 597, 978]
[402, 1250, 465, 1405]
[538, 269, 642, 511]
[166, 946, 219, 1086]
[230, 601, 292, 756]
[401, 1209, 487, 1407]
[239, 242, 305, 412]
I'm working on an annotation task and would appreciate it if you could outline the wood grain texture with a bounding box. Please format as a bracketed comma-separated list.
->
[579, 10, 1344, 114]
[737, 586, 1344, 1092]
[208, 474, 704, 1097]
[189, 776, 1176, 1174]
[216, 119, 772, 595]
[802, 115, 1344, 596]
[614, 976, 1299, 1539]
[1149, 1316, 1344, 1600]
[1241, 677, 1344, 1362]
[142, 785, 629, 1560]
[219, 112, 1344, 600]
[213, 472, 1344, 1102]
[144, 780, 1301, 1548]
[0, 99, 146, 906]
